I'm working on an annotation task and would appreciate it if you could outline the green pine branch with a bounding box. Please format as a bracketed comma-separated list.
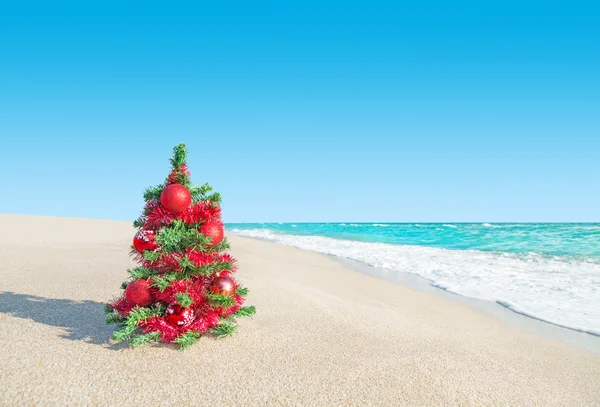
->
[131, 331, 161, 347]
[232, 306, 256, 318]
[178, 256, 205, 276]
[105, 303, 125, 325]
[127, 267, 156, 280]
[112, 304, 165, 343]
[173, 331, 201, 350]
[175, 172, 191, 186]
[112, 325, 137, 343]
[143, 185, 164, 202]
[175, 292, 193, 308]
[206, 293, 236, 308]
[143, 250, 162, 262]
[213, 260, 234, 273]
[205, 192, 222, 204]
[189, 183, 213, 203]
[198, 183, 213, 195]
[133, 217, 145, 229]
[235, 286, 249, 296]
[155, 220, 211, 253]
[180, 258, 233, 278]
[211, 320, 237, 338]
[151, 273, 179, 292]
[170, 143, 187, 169]
[210, 238, 230, 252]
[128, 304, 165, 325]
[106, 310, 123, 325]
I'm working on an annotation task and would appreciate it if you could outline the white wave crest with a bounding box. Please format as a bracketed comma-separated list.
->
[232, 229, 600, 336]
[482, 223, 500, 228]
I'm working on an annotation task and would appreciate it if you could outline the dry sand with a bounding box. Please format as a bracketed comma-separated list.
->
[1, 214, 600, 406]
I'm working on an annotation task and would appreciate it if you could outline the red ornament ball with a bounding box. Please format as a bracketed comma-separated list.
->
[133, 230, 158, 252]
[211, 275, 236, 296]
[165, 304, 195, 327]
[160, 184, 192, 213]
[125, 279, 154, 307]
[219, 270, 233, 279]
[200, 221, 224, 248]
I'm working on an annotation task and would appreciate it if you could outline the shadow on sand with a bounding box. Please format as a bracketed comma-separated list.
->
[0, 291, 127, 350]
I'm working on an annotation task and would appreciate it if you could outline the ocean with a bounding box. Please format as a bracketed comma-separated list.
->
[227, 223, 600, 336]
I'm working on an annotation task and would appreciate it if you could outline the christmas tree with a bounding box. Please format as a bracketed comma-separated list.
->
[106, 143, 255, 349]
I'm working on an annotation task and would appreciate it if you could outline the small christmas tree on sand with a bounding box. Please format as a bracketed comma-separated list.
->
[106, 143, 255, 349]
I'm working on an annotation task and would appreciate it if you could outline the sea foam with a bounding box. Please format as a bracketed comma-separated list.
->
[232, 228, 600, 336]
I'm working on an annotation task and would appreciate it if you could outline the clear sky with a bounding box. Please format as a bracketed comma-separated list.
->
[1, 1, 598, 222]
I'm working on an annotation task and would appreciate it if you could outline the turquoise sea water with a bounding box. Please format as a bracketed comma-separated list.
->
[228, 223, 600, 335]
[228, 223, 600, 261]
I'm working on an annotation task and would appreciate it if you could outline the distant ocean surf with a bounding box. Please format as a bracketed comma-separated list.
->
[228, 223, 600, 336]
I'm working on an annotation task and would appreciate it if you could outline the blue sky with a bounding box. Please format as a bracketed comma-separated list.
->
[1, 1, 598, 222]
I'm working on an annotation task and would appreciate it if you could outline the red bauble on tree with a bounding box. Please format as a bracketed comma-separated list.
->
[219, 270, 233, 279]
[160, 184, 192, 213]
[200, 220, 224, 248]
[211, 274, 236, 296]
[133, 230, 158, 252]
[125, 279, 154, 307]
[165, 304, 195, 327]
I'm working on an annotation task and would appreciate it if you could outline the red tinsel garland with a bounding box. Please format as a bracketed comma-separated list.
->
[143, 200, 174, 230]
[143, 200, 222, 230]
[177, 201, 222, 225]
[110, 296, 136, 317]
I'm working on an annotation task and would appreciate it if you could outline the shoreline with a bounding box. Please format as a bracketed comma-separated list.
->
[228, 229, 600, 355]
[337, 256, 600, 356]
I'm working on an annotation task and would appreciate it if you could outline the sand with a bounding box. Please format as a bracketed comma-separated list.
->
[1, 214, 600, 406]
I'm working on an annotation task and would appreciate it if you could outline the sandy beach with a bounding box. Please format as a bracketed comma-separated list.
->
[1, 214, 600, 406]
